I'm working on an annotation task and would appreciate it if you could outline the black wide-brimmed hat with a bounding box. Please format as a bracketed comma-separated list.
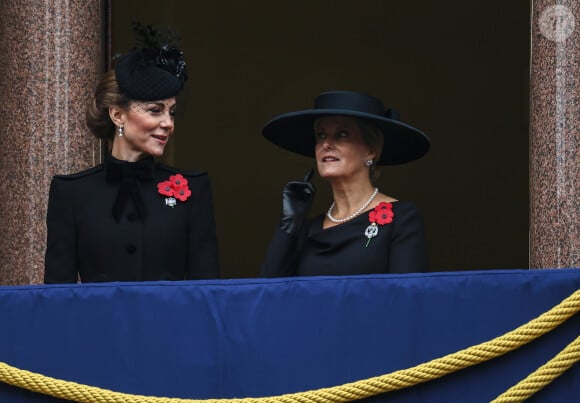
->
[262, 91, 430, 165]
[114, 23, 187, 101]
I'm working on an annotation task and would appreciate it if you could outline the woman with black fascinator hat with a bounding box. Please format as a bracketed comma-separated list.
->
[44, 24, 220, 283]
[261, 91, 429, 276]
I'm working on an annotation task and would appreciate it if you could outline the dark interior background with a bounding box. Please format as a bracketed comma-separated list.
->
[111, 1, 530, 278]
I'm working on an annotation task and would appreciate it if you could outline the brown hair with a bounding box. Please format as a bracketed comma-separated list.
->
[85, 70, 131, 142]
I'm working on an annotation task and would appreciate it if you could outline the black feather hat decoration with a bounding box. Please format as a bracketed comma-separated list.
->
[115, 22, 188, 101]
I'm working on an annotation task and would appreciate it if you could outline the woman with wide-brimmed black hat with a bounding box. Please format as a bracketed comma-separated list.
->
[44, 24, 220, 283]
[261, 90, 430, 276]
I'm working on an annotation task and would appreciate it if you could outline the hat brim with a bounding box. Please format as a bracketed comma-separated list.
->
[262, 109, 430, 165]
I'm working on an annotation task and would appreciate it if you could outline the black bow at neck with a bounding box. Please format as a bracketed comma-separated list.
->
[105, 155, 155, 222]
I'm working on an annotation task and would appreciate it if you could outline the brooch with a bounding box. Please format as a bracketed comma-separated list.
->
[365, 202, 394, 247]
[157, 174, 191, 207]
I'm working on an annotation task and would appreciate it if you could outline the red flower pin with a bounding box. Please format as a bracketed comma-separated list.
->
[369, 202, 394, 225]
[157, 174, 191, 207]
[365, 202, 394, 247]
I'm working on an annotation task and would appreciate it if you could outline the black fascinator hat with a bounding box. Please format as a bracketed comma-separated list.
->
[262, 91, 430, 165]
[115, 22, 188, 101]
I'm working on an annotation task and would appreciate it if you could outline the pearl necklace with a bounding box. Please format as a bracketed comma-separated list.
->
[326, 188, 379, 223]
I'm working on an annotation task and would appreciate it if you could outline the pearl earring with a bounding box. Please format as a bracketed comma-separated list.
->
[118, 125, 124, 137]
[364, 159, 373, 166]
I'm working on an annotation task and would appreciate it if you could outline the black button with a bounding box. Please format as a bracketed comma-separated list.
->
[125, 244, 137, 254]
[127, 212, 138, 222]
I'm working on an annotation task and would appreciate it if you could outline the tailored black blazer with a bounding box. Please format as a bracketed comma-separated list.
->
[44, 156, 220, 283]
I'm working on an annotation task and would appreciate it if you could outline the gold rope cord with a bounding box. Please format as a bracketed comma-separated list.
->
[0, 289, 578, 402]
[491, 335, 580, 402]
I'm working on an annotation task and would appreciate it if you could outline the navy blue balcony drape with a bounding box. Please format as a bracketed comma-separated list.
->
[0, 269, 578, 402]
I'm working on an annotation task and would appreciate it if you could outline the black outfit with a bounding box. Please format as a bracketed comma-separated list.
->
[262, 201, 428, 276]
[44, 155, 220, 283]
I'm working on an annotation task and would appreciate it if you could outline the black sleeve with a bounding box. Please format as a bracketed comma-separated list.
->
[186, 174, 220, 279]
[44, 178, 79, 283]
[389, 203, 429, 273]
[260, 226, 302, 277]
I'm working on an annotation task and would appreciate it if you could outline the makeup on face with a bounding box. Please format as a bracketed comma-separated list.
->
[314, 116, 374, 180]
[113, 98, 177, 161]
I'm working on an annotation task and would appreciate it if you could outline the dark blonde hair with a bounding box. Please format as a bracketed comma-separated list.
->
[86, 70, 131, 142]
[356, 118, 384, 181]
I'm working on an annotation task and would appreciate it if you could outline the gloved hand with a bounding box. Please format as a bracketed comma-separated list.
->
[280, 169, 316, 235]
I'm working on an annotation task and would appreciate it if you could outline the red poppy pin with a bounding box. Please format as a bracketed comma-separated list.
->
[157, 174, 191, 207]
[365, 202, 394, 247]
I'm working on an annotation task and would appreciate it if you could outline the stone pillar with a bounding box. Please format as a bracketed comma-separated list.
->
[0, 1, 103, 285]
[530, 2, 579, 268]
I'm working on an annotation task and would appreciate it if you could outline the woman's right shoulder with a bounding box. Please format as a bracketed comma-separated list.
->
[52, 165, 104, 182]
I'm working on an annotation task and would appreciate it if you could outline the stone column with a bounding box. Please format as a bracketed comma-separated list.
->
[0, 1, 103, 285]
[530, 2, 579, 268]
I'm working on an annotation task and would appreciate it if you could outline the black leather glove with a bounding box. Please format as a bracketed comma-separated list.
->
[280, 169, 316, 235]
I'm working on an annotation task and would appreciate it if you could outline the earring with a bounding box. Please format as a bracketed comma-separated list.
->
[364, 159, 374, 166]
[118, 125, 124, 137]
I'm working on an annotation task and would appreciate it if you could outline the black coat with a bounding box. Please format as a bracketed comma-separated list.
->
[261, 201, 428, 276]
[44, 156, 220, 283]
